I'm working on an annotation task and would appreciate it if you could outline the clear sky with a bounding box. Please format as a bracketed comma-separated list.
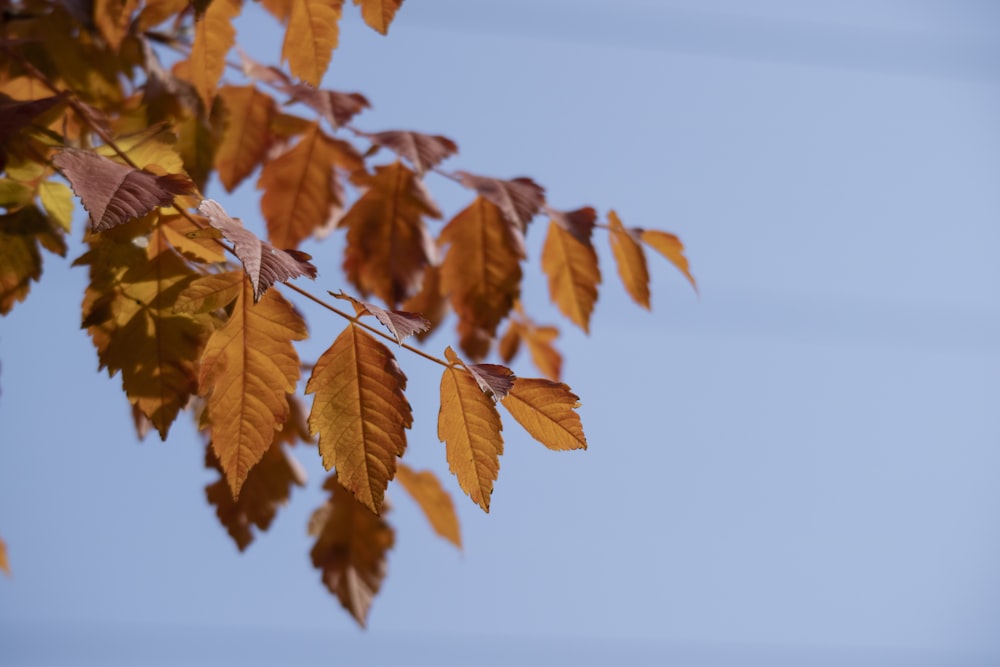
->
[3, 1, 1000, 665]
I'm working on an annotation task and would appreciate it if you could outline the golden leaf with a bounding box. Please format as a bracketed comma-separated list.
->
[341, 161, 441, 306]
[401, 264, 447, 341]
[284, 0, 344, 86]
[439, 197, 522, 360]
[174, 271, 243, 314]
[187, 0, 241, 108]
[541, 211, 601, 333]
[438, 347, 504, 512]
[151, 213, 226, 264]
[0, 206, 66, 315]
[310, 475, 394, 627]
[395, 462, 461, 548]
[199, 275, 308, 497]
[94, 0, 140, 51]
[498, 318, 562, 381]
[258, 123, 361, 248]
[353, 0, 402, 34]
[502, 378, 587, 451]
[608, 210, 650, 309]
[37, 180, 74, 232]
[216, 86, 276, 192]
[306, 324, 411, 514]
[0, 536, 9, 576]
[641, 229, 698, 293]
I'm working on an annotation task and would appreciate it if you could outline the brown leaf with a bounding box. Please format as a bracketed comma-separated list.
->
[455, 172, 545, 253]
[353, 0, 402, 34]
[310, 475, 394, 627]
[216, 86, 276, 192]
[439, 197, 522, 359]
[395, 463, 461, 548]
[197, 199, 317, 302]
[0, 93, 68, 170]
[502, 378, 586, 451]
[94, 0, 140, 51]
[340, 162, 440, 306]
[187, 0, 241, 107]
[640, 229, 698, 293]
[466, 363, 515, 402]
[306, 323, 411, 514]
[608, 210, 650, 309]
[367, 131, 457, 175]
[284, 0, 344, 85]
[541, 208, 601, 332]
[289, 84, 370, 128]
[0, 206, 66, 315]
[499, 318, 562, 381]
[257, 123, 362, 248]
[199, 275, 308, 497]
[330, 291, 430, 344]
[439, 347, 504, 512]
[174, 271, 243, 313]
[401, 265, 447, 342]
[54, 149, 194, 232]
[206, 436, 307, 551]
[0, 536, 9, 576]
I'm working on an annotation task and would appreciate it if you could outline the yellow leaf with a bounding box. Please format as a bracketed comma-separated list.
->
[37, 180, 74, 232]
[174, 270, 243, 314]
[306, 324, 411, 514]
[395, 463, 461, 548]
[641, 229, 698, 293]
[216, 86, 276, 192]
[353, 0, 402, 34]
[187, 0, 241, 108]
[541, 217, 601, 333]
[341, 161, 440, 306]
[0, 536, 9, 576]
[199, 275, 308, 497]
[94, 0, 140, 51]
[258, 123, 360, 248]
[438, 346, 503, 512]
[310, 475, 394, 627]
[97, 125, 186, 174]
[284, 0, 344, 85]
[502, 378, 586, 451]
[439, 197, 522, 359]
[151, 213, 226, 264]
[608, 210, 650, 309]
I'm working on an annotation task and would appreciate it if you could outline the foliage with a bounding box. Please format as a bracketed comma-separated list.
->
[0, 0, 694, 624]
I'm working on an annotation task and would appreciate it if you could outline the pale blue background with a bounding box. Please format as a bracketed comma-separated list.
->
[3, 1, 1000, 664]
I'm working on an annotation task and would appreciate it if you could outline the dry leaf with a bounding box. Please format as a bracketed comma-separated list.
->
[367, 131, 457, 174]
[330, 291, 430, 344]
[284, 0, 344, 85]
[216, 85, 276, 192]
[641, 229, 697, 293]
[395, 463, 461, 548]
[187, 0, 241, 107]
[608, 210, 650, 309]
[502, 378, 586, 451]
[353, 0, 402, 34]
[541, 208, 601, 332]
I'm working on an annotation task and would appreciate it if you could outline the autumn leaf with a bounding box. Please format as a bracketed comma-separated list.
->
[186, 0, 241, 107]
[198, 199, 318, 302]
[257, 123, 362, 249]
[402, 265, 447, 341]
[353, 0, 402, 34]
[205, 434, 307, 551]
[54, 149, 195, 232]
[499, 317, 562, 381]
[502, 378, 586, 451]
[0, 205, 67, 315]
[395, 462, 461, 548]
[288, 84, 370, 128]
[151, 212, 226, 264]
[465, 362, 515, 402]
[330, 291, 430, 344]
[310, 475, 394, 627]
[284, 0, 344, 86]
[199, 274, 308, 497]
[439, 347, 504, 512]
[541, 207, 601, 332]
[174, 271, 243, 314]
[0, 536, 9, 576]
[367, 131, 458, 175]
[0, 93, 68, 171]
[439, 197, 523, 359]
[641, 229, 698, 293]
[340, 161, 441, 306]
[608, 210, 650, 309]
[216, 86, 276, 192]
[306, 323, 411, 513]
[94, 0, 140, 51]
[455, 172, 545, 254]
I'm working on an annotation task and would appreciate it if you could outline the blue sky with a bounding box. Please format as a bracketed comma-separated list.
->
[3, 1, 1000, 664]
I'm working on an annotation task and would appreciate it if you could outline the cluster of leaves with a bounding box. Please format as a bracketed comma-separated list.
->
[0, 0, 694, 622]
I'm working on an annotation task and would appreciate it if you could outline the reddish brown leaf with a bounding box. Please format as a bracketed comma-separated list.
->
[310, 475, 394, 627]
[237, 47, 293, 91]
[455, 172, 545, 253]
[640, 229, 698, 293]
[0, 93, 68, 159]
[502, 378, 587, 451]
[439, 197, 522, 359]
[330, 291, 430, 344]
[353, 0, 402, 34]
[608, 210, 650, 309]
[199, 275, 308, 497]
[54, 149, 194, 232]
[439, 347, 504, 512]
[395, 463, 461, 548]
[401, 265, 447, 342]
[340, 162, 440, 306]
[367, 131, 457, 175]
[206, 437, 307, 551]
[465, 363, 515, 402]
[542, 208, 601, 332]
[197, 199, 317, 302]
[216, 86, 276, 192]
[289, 84, 370, 128]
